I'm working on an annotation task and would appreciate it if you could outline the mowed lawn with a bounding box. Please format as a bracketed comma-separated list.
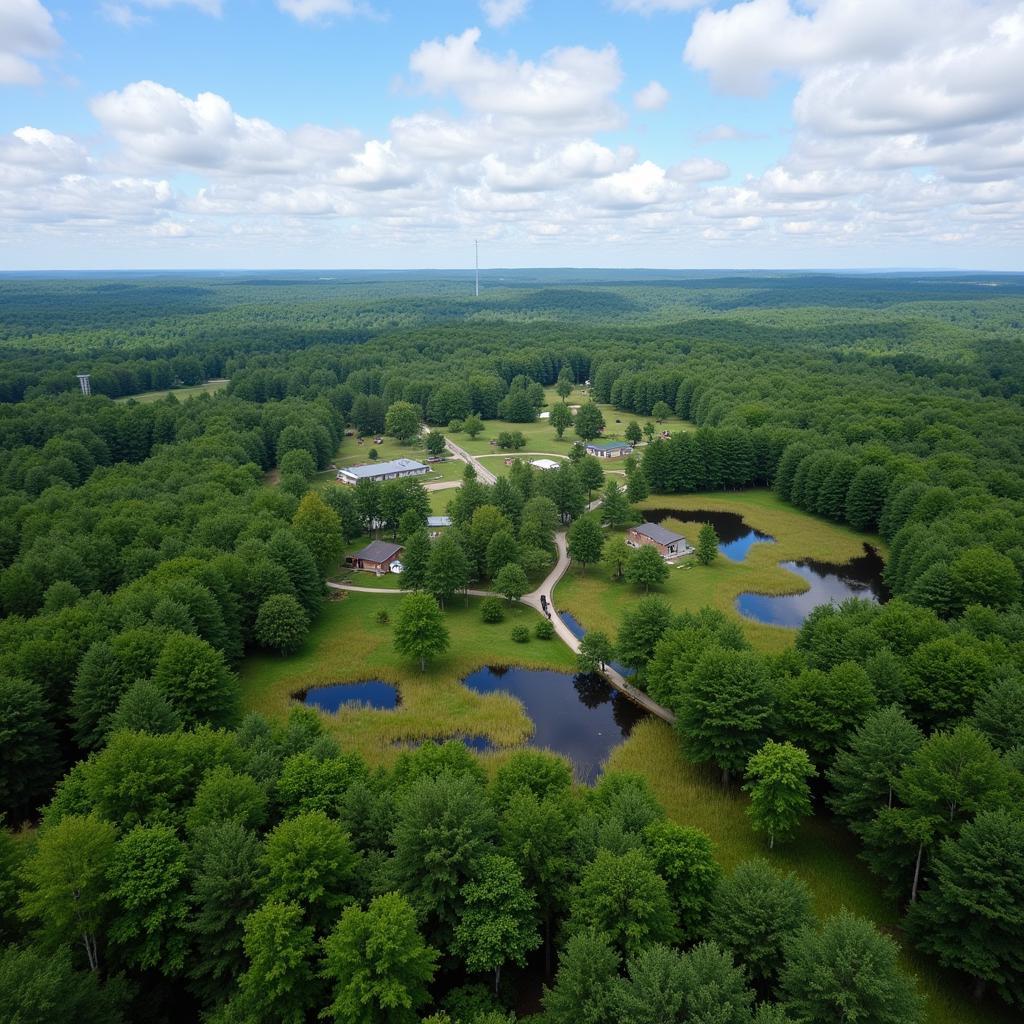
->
[555, 489, 887, 652]
[456, 386, 693, 459]
[476, 452, 627, 484]
[609, 721, 1017, 1024]
[323, 438, 464, 484]
[240, 591, 576, 766]
[115, 378, 229, 403]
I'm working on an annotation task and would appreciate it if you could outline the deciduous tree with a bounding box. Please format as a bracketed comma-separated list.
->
[577, 630, 615, 674]
[708, 859, 813, 991]
[292, 491, 343, 574]
[625, 544, 669, 593]
[393, 592, 449, 671]
[642, 820, 721, 939]
[321, 892, 439, 1024]
[542, 927, 621, 1024]
[493, 562, 528, 604]
[573, 402, 605, 442]
[567, 515, 604, 573]
[677, 648, 773, 784]
[261, 811, 356, 935]
[426, 533, 470, 607]
[567, 848, 677, 957]
[549, 402, 572, 439]
[780, 911, 923, 1024]
[19, 814, 117, 972]
[743, 741, 817, 849]
[238, 900, 319, 1024]
[453, 854, 540, 993]
[255, 593, 309, 655]
[385, 401, 419, 442]
[906, 810, 1024, 1007]
[827, 705, 923, 829]
[616, 596, 674, 673]
[107, 824, 190, 973]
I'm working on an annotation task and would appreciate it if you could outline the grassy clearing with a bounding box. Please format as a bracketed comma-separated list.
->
[555, 489, 886, 652]
[240, 592, 576, 767]
[116, 378, 229, 403]
[476, 452, 625, 484]
[609, 721, 1014, 1024]
[428, 486, 458, 514]
[456, 388, 692, 458]
[333, 440, 464, 484]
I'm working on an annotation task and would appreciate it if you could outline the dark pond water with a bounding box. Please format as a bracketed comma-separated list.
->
[644, 507, 775, 562]
[461, 665, 647, 784]
[301, 679, 399, 711]
[736, 545, 889, 628]
[559, 610, 634, 678]
[394, 734, 496, 753]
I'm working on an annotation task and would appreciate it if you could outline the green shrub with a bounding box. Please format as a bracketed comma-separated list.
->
[511, 625, 530, 643]
[480, 598, 505, 624]
[535, 619, 555, 640]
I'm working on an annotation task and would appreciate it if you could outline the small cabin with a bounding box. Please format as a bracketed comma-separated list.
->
[627, 522, 691, 559]
[348, 541, 403, 574]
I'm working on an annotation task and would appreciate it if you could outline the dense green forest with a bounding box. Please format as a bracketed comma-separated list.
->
[1, 271, 1023, 1023]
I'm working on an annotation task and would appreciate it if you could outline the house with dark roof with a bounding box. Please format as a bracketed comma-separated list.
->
[585, 440, 634, 459]
[627, 522, 691, 558]
[347, 540, 403, 574]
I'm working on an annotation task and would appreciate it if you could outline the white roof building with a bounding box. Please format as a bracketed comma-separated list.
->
[336, 458, 429, 485]
[530, 458, 560, 471]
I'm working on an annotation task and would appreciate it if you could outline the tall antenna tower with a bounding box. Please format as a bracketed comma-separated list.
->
[474, 239, 479, 297]
[77, 373, 91, 397]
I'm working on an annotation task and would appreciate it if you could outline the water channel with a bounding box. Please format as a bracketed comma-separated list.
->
[736, 545, 889, 628]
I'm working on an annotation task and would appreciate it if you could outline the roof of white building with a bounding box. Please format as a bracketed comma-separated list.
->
[338, 458, 427, 480]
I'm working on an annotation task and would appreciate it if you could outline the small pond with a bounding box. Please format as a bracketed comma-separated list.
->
[644, 507, 775, 562]
[301, 679, 399, 712]
[461, 665, 647, 784]
[736, 545, 889, 628]
[559, 610, 634, 678]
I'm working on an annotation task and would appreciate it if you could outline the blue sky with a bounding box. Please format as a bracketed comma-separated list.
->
[1, 0, 1021, 269]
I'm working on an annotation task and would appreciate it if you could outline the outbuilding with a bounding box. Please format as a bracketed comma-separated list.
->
[530, 458, 560, 471]
[627, 522, 691, 558]
[347, 540, 403, 574]
[585, 440, 634, 459]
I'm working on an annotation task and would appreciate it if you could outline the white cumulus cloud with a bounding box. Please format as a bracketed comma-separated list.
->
[0, 0, 60, 85]
[481, 0, 529, 28]
[90, 81, 360, 173]
[276, 0, 372, 22]
[409, 27, 623, 133]
[634, 80, 669, 111]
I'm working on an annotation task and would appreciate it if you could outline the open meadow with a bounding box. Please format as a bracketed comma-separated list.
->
[555, 488, 887, 651]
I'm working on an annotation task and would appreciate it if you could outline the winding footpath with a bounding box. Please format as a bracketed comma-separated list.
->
[521, 530, 675, 724]
[327, 431, 676, 724]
